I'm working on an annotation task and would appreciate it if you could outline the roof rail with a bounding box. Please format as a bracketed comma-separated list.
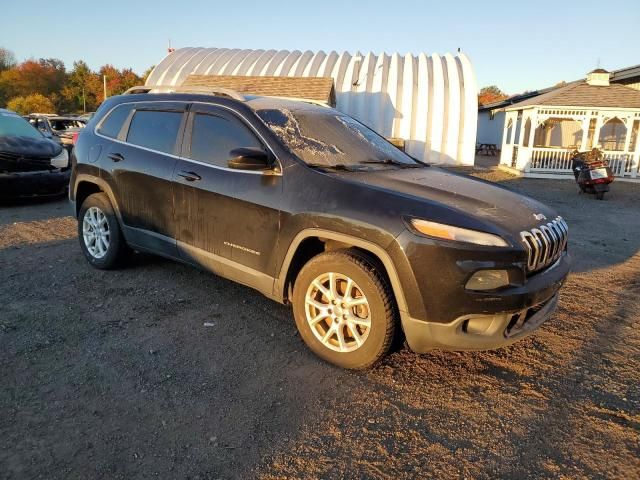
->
[123, 85, 246, 101]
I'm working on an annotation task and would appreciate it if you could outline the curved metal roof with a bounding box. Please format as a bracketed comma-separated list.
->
[147, 47, 478, 164]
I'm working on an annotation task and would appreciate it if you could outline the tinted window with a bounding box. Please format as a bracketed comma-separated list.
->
[98, 104, 134, 139]
[126, 110, 183, 154]
[189, 113, 262, 167]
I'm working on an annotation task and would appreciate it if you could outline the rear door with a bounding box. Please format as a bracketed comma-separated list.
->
[102, 101, 187, 257]
[173, 103, 282, 293]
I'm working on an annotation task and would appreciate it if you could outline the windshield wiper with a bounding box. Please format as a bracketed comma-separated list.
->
[306, 163, 362, 172]
[360, 158, 423, 168]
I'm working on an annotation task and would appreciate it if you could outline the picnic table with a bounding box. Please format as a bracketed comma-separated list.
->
[476, 143, 499, 156]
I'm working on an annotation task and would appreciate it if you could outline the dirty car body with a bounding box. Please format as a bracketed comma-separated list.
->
[70, 92, 570, 360]
[0, 109, 70, 198]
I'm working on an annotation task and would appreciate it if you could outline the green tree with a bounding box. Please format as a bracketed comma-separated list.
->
[62, 60, 100, 112]
[7, 93, 55, 114]
[0, 47, 16, 72]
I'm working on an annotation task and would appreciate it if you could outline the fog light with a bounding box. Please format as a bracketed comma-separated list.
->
[465, 270, 509, 291]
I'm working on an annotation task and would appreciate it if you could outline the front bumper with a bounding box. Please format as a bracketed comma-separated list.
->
[0, 168, 71, 198]
[403, 291, 560, 352]
[395, 230, 571, 352]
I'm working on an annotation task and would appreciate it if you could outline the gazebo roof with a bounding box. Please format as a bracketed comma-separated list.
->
[506, 81, 640, 110]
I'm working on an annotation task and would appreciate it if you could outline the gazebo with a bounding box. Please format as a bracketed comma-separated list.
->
[499, 69, 640, 179]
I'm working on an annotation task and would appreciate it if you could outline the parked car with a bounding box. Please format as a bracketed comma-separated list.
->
[0, 108, 70, 198]
[25, 114, 86, 150]
[70, 90, 570, 369]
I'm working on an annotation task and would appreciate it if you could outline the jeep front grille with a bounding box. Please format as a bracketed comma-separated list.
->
[520, 216, 568, 273]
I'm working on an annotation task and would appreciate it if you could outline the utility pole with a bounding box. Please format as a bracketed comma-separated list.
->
[103, 75, 107, 101]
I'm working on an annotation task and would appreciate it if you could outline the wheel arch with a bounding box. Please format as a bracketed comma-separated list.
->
[73, 174, 122, 221]
[275, 229, 408, 315]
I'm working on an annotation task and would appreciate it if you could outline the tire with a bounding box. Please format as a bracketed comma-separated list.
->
[78, 192, 130, 269]
[292, 250, 397, 369]
[596, 191, 605, 200]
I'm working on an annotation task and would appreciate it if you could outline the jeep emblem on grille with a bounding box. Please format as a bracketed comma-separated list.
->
[533, 213, 547, 221]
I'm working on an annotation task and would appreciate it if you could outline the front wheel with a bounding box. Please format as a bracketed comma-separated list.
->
[292, 250, 397, 369]
[78, 192, 130, 269]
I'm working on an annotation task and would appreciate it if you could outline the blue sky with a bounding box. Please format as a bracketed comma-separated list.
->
[3, 0, 639, 94]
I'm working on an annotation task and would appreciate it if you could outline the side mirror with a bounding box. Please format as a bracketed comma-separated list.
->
[228, 147, 272, 171]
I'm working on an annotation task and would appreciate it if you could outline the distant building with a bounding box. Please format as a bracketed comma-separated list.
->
[498, 69, 640, 179]
[146, 47, 479, 165]
[477, 64, 640, 148]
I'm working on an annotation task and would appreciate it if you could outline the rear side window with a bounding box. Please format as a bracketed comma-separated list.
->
[97, 104, 134, 139]
[189, 113, 262, 167]
[126, 110, 183, 154]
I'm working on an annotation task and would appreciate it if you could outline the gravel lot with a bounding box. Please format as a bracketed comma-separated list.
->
[1, 173, 639, 479]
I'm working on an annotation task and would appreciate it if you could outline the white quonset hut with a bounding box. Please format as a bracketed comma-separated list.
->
[146, 47, 478, 165]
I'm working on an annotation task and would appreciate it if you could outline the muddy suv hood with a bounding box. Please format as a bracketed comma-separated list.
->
[0, 135, 62, 172]
[335, 167, 558, 234]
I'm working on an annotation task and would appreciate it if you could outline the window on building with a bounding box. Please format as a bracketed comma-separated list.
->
[505, 119, 513, 144]
[598, 117, 627, 151]
[126, 110, 183, 154]
[189, 112, 263, 168]
[534, 118, 583, 148]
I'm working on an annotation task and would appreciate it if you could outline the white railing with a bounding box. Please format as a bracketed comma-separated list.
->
[530, 148, 574, 171]
[603, 152, 634, 176]
[528, 148, 639, 177]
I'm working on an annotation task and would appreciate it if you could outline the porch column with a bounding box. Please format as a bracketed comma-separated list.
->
[633, 118, 640, 178]
[579, 113, 591, 151]
[524, 109, 538, 172]
[515, 111, 527, 170]
[593, 113, 604, 149]
[499, 111, 515, 166]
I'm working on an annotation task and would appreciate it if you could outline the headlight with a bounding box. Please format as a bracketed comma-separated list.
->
[50, 148, 69, 168]
[409, 219, 508, 247]
[465, 270, 510, 290]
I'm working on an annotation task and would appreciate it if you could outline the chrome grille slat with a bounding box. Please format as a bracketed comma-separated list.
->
[520, 216, 568, 273]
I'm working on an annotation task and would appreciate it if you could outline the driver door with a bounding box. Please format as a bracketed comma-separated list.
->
[173, 104, 282, 293]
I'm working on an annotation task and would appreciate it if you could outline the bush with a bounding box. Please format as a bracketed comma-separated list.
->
[6, 93, 55, 115]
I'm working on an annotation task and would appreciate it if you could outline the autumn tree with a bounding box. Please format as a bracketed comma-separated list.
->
[7, 93, 55, 115]
[478, 85, 509, 106]
[142, 66, 155, 82]
[0, 58, 66, 99]
[0, 47, 149, 112]
[98, 64, 143, 101]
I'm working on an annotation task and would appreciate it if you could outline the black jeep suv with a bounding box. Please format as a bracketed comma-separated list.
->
[70, 90, 570, 369]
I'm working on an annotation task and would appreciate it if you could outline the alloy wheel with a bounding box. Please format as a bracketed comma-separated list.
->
[82, 206, 110, 259]
[304, 272, 371, 353]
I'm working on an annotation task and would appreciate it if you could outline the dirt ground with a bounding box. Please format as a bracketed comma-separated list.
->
[1, 173, 639, 480]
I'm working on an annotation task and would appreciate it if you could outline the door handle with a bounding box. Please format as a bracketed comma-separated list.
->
[177, 171, 202, 182]
[108, 153, 125, 162]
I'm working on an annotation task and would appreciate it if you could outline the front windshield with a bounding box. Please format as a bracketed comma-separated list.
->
[0, 111, 43, 139]
[256, 107, 420, 169]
